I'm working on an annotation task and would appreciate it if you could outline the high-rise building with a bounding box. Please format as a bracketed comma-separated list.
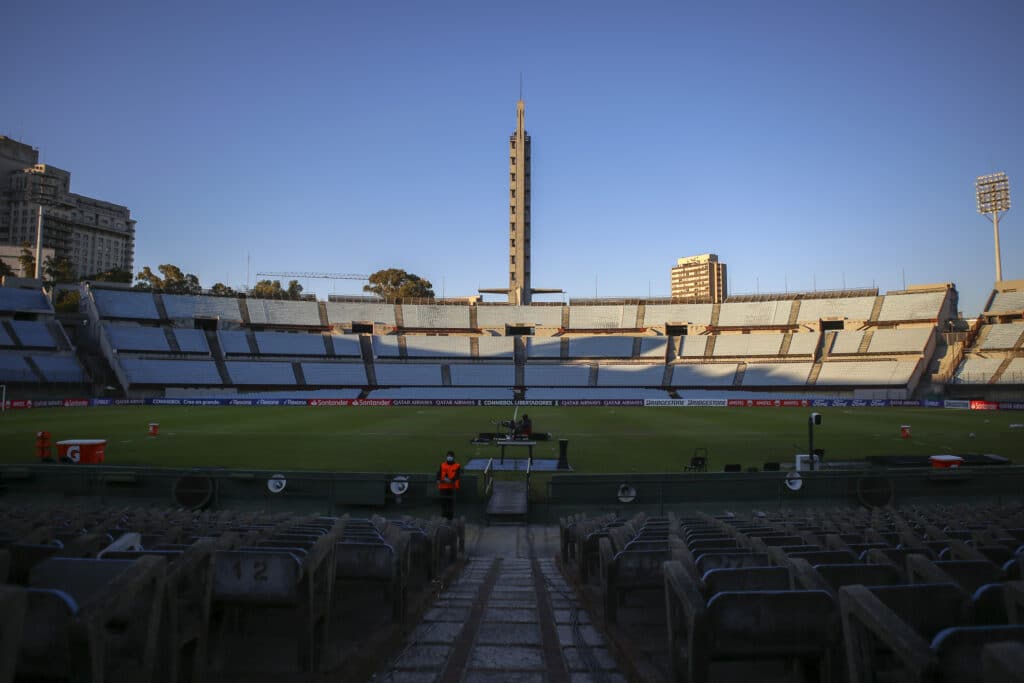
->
[0, 136, 136, 278]
[670, 253, 728, 302]
[481, 99, 560, 305]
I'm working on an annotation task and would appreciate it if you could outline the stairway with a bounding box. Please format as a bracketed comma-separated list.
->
[732, 362, 747, 386]
[807, 361, 824, 385]
[204, 330, 233, 386]
[292, 361, 306, 386]
[868, 296, 885, 323]
[857, 329, 875, 354]
[380, 528, 624, 682]
[486, 481, 529, 525]
[152, 292, 169, 321]
[990, 357, 1014, 384]
[778, 332, 793, 356]
[163, 327, 181, 353]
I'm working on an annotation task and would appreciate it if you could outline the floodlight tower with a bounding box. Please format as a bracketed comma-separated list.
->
[976, 172, 1011, 282]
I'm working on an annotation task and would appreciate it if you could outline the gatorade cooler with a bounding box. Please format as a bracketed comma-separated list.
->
[56, 439, 106, 464]
[148, 423, 159, 436]
[929, 454, 963, 469]
[900, 425, 912, 439]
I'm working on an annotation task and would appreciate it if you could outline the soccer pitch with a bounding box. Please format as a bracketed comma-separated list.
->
[1, 406, 1020, 473]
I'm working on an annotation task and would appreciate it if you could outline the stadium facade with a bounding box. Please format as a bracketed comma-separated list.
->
[0, 136, 136, 278]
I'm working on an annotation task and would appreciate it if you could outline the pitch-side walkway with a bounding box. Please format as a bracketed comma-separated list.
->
[375, 525, 625, 683]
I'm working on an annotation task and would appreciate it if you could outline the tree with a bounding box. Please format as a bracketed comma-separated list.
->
[363, 268, 434, 300]
[135, 264, 202, 295]
[286, 280, 303, 300]
[210, 282, 236, 297]
[43, 256, 76, 285]
[0, 259, 14, 278]
[18, 242, 35, 278]
[53, 290, 80, 313]
[250, 279, 285, 299]
[86, 268, 132, 283]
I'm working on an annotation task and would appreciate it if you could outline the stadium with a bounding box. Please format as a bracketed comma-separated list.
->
[2, 62, 1023, 683]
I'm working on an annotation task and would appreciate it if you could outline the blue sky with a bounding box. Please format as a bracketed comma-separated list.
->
[3, 0, 1021, 315]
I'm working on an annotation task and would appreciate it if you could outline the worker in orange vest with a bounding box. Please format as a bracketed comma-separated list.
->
[436, 450, 461, 520]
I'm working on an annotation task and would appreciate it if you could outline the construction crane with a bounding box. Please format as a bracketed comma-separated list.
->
[255, 271, 370, 282]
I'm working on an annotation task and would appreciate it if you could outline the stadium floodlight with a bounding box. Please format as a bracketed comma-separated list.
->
[976, 172, 1011, 282]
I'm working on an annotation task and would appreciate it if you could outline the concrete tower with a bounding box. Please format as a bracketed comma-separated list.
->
[508, 99, 531, 304]
[480, 98, 561, 305]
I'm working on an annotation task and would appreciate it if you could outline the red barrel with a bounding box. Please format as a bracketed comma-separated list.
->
[148, 423, 160, 437]
[57, 439, 106, 464]
[900, 425, 911, 440]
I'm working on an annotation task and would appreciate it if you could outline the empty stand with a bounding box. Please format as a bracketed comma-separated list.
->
[712, 333, 784, 357]
[255, 331, 328, 356]
[796, 295, 877, 322]
[449, 363, 515, 386]
[524, 364, 590, 386]
[671, 363, 738, 386]
[31, 355, 87, 383]
[400, 304, 471, 329]
[104, 323, 170, 352]
[217, 330, 252, 355]
[328, 333, 362, 357]
[526, 337, 563, 358]
[979, 323, 1024, 350]
[786, 333, 818, 356]
[120, 358, 223, 385]
[831, 330, 866, 354]
[678, 335, 708, 357]
[0, 287, 52, 314]
[569, 335, 634, 358]
[717, 300, 792, 327]
[475, 304, 562, 328]
[374, 363, 442, 386]
[92, 288, 160, 320]
[476, 336, 515, 358]
[596, 364, 665, 386]
[325, 301, 397, 326]
[162, 294, 243, 322]
[225, 361, 297, 385]
[639, 337, 668, 358]
[7, 321, 57, 349]
[996, 357, 1024, 383]
[0, 352, 38, 382]
[568, 305, 635, 329]
[952, 357, 1004, 384]
[301, 362, 368, 385]
[742, 362, 813, 386]
[986, 289, 1024, 313]
[868, 327, 933, 354]
[245, 299, 321, 327]
[643, 303, 714, 327]
[403, 336, 473, 358]
[878, 291, 947, 321]
[173, 328, 211, 353]
[815, 360, 918, 385]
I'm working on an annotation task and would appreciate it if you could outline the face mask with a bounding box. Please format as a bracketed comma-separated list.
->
[446, 456, 454, 464]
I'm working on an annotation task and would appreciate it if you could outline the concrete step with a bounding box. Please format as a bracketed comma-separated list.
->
[380, 554, 625, 682]
[486, 481, 528, 523]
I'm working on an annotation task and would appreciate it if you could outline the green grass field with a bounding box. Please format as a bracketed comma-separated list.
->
[1, 406, 1021, 473]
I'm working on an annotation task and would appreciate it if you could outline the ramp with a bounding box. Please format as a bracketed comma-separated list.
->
[486, 481, 528, 524]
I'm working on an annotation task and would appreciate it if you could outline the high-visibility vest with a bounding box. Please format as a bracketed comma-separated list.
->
[438, 461, 461, 490]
